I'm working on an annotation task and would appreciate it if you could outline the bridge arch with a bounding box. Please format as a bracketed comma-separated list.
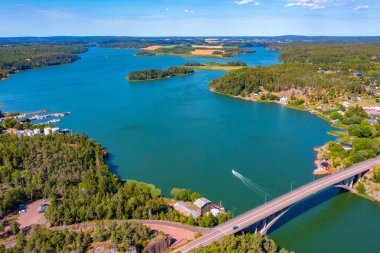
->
[334, 184, 354, 191]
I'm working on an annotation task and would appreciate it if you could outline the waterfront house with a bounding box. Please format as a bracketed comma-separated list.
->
[173, 202, 200, 219]
[342, 143, 353, 151]
[44, 127, 52, 135]
[52, 127, 60, 133]
[24, 129, 34, 137]
[279, 96, 288, 105]
[210, 208, 220, 217]
[320, 162, 331, 170]
[33, 128, 41, 135]
[194, 198, 213, 216]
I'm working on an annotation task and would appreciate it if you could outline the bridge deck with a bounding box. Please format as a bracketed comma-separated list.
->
[175, 156, 380, 253]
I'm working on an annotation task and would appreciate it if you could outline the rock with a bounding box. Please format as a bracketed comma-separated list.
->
[144, 234, 173, 253]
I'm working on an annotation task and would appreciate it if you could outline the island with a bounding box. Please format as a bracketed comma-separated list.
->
[127, 66, 195, 81]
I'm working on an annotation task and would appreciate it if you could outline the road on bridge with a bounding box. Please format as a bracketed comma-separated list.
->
[175, 156, 380, 253]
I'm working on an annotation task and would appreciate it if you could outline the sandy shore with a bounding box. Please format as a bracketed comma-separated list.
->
[141, 45, 162, 51]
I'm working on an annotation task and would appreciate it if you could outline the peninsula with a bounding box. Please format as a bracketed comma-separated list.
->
[0, 44, 87, 80]
[127, 66, 195, 82]
[184, 61, 247, 71]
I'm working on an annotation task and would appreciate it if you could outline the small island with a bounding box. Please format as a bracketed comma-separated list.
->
[127, 66, 195, 82]
[135, 51, 156, 57]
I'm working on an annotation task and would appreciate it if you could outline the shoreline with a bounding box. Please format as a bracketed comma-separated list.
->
[209, 88, 380, 203]
[127, 72, 194, 82]
[0, 49, 87, 82]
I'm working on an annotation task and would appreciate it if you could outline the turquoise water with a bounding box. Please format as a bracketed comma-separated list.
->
[0, 47, 379, 252]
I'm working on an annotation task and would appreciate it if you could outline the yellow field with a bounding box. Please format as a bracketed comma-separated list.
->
[192, 45, 223, 49]
[141, 45, 162, 51]
[191, 49, 224, 56]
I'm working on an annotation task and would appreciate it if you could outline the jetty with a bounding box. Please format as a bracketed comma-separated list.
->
[1, 110, 49, 120]
[29, 112, 70, 121]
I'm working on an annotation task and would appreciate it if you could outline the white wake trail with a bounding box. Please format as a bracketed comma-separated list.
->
[232, 169, 272, 198]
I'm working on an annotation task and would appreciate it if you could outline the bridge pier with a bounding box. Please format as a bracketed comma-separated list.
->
[335, 171, 368, 191]
[244, 209, 289, 236]
[260, 209, 288, 235]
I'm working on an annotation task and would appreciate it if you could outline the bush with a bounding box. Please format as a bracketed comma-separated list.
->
[374, 168, 380, 183]
[170, 188, 201, 202]
[356, 182, 366, 194]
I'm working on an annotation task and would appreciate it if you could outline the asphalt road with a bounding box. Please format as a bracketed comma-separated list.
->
[175, 156, 380, 253]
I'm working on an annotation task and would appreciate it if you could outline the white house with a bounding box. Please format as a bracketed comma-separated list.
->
[24, 129, 34, 137]
[210, 208, 220, 217]
[33, 128, 41, 135]
[44, 127, 52, 135]
[52, 127, 60, 133]
[279, 96, 288, 105]
[342, 102, 350, 108]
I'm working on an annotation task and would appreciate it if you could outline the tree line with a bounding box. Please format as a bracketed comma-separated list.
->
[0, 221, 154, 253]
[209, 61, 379, 101]
[277, 43, 380, 64]
[0, 45, 87, 79]
[127, 66, 195, 81]
[194, 233, 292, 253]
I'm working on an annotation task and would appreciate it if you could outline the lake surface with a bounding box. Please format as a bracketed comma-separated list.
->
[0, 47, 379, 252]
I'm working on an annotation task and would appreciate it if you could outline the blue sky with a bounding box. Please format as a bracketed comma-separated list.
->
[0, 0, 379, 36]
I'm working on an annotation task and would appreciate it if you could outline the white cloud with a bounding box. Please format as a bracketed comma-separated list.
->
[184, 9, 194, 14]
[166, 8, 169, 12]
[285, 0, 331, 9]
[234, 0, 261, 6]
[354, 5, 369, 10]
[234, 0, 256, 5]
[284, 0, 368, 10]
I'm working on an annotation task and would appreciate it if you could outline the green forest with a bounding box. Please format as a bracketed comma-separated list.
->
[210, 44, 380, 102]
[277, 43, 380, 64]
[0, 133, 231, 228]
[0, 45, 87, 79]
[135, 51, 156, 57]
[0, 133, 165, 224]
[155, 45, 193, 55]
[0, 221, 154, 253]
[127, 66, 194, 81]
[193, 233, 291, 253]
[323, 106, 380, 166]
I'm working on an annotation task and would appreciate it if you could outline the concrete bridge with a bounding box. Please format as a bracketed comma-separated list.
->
[176, 156, 380, 253]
